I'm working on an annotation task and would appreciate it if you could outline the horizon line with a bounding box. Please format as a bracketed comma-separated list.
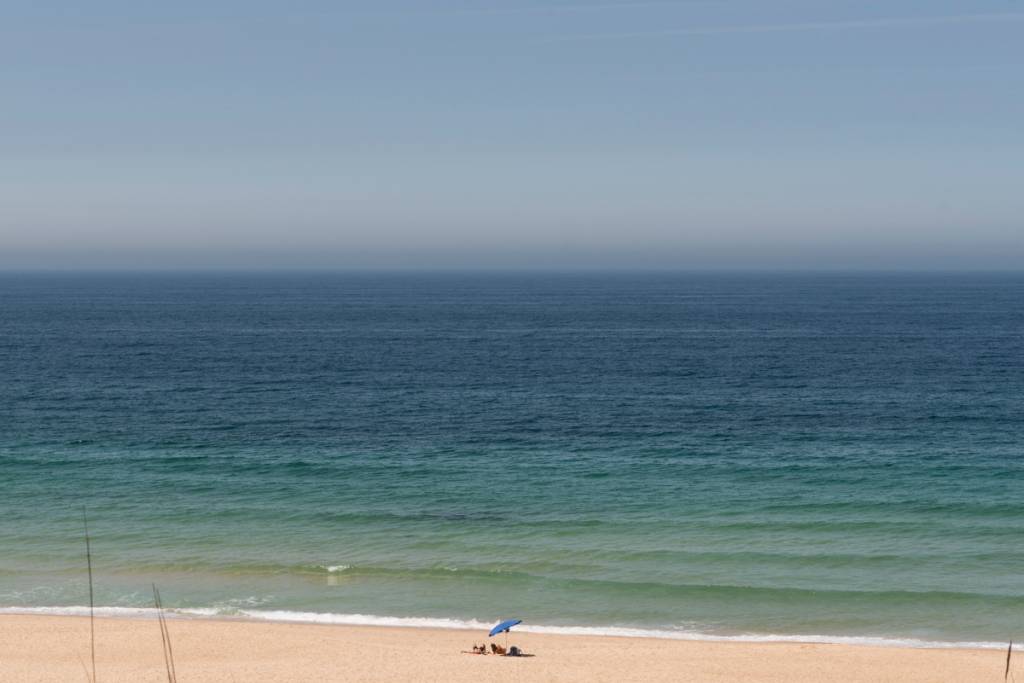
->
[543, 11, 1024, 42]
[2, 266, 1022, 275]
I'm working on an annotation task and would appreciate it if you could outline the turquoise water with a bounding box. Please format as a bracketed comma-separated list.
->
[1, 272, 1022, 645]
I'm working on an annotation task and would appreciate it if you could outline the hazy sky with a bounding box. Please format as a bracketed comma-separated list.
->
[3, 1, 1022, 269]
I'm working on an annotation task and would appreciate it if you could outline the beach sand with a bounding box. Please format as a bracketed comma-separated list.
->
[0, 615, 1013, 682]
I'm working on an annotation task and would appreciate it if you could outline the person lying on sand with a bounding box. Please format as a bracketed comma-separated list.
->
[487, 643, 531, 656]
[463, 644, 488, 654]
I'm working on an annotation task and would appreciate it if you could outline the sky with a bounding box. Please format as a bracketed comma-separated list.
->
[2, 0, 1022, 270]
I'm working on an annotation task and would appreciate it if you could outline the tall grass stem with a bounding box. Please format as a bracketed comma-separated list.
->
[82, 507, 96, 683]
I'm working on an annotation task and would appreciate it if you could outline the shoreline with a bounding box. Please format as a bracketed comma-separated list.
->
[0, 613, 1013, 682]
[0, 606, 1009, 651]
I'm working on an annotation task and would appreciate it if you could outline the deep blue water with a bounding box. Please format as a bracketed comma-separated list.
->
[1, 272, 1022, 644]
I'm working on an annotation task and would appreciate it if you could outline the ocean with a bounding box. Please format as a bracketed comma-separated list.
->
[1, 271, 1022, 647]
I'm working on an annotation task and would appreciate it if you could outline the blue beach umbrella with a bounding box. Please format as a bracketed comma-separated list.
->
[489, 618, 521, 637]
[489, 618, 522, 649]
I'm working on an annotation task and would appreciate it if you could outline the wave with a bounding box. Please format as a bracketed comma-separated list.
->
[0, 606, 1006, 650]
[11, 561, 1022, 604]
[302, 565, 1024, 605]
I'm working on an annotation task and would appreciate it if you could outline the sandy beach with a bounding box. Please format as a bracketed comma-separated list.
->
[0, 614, 1012, 683]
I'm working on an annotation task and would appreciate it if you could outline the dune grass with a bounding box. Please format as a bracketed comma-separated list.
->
[82, 507, 96, 683]
[153, 584, 178, 683]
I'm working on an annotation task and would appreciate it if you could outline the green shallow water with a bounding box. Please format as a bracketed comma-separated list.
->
[1, 273, 1022, 644]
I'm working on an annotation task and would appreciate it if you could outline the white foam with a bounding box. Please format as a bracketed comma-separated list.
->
[238, 610, 495, 631]
[177, 607, 222, 617]
[0, 606, 1005, 650]
[232, 610, 1005, 650]
[0, 606, 161, 619]
[0, 605, 240, 620]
